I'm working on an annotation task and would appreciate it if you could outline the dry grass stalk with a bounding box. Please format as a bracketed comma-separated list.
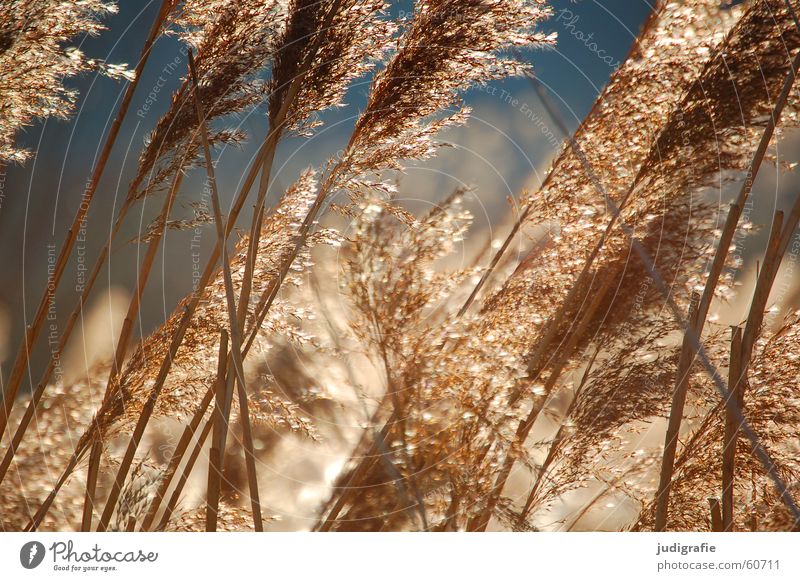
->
[187, 50, 262, 530]
[81, 439, 103, 532]
[207, 330, 231, 533]
[655, 0, 800, 529]
[0, 0, 171, 453]
[140, 386, 216, 531]
[722, 326, 744, 531]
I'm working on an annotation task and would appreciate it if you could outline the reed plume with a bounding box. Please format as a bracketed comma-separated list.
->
[0, 0, 131, 164]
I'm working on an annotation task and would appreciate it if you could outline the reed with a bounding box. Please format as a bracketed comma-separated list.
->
[3, 0, 800, 533]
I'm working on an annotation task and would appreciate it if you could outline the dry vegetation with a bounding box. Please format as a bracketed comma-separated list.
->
[1, 0, 800, 532]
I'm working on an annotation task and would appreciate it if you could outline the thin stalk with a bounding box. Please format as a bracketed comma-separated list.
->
[205, 448, 223, 532]
[140, 385, 215, 531]
[206, 330, 230, 532]
[516, 344, 601, 527]
[653, 291, 702, 528]
[158, 415, 214, 531]
[0, 0, 172, 445]
[80, 439, 102, 531]
[233, 380, 263, 530]
[186, 51, 262, 530]
[722, 326, 743, 531]
[654, 42, 800, 529]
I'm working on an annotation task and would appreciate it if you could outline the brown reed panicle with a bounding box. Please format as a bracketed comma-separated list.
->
[463, 0, 800, 529]
[131, 0, 287, 201]
[527, 0, 741, 221]
[520, 321, 729, 525]
[268, 0, 396, 136]
[329, 193, 532, 531]
[138, 0, 394, 202]
[481, 0, 741, 352]
[340, 0, 554, 186]
[466, 0, 741, 310]
[0, 1, 132, 164]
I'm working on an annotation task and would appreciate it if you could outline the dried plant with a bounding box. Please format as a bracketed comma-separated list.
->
[0, 0, 131, 164]
[4, 0, 800, 534]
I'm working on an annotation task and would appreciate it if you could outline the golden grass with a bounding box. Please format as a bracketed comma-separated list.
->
[1, 0, 800, 532]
